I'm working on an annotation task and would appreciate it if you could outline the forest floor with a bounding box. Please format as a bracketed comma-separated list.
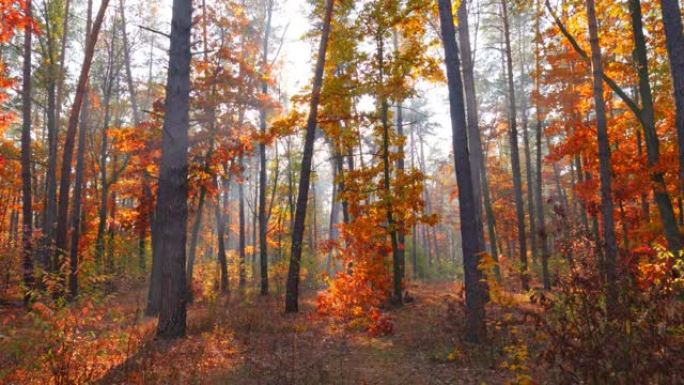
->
[1, 280, 545, 385]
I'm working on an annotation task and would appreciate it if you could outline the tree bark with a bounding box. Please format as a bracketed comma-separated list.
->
[658, 0, 684, 200]
[457, 0, 499, 276]
[239, 155, 247, 289]
[437, 0, 487, 343]
[501, 0, 529, 290]
[216, 177, 230, 293]
[258, 0, 274, 296]
[54, 0, 110, 289]
[585, 0, 619, 314]
[534, 0, 551, 289]
[628, 0, 682, 253]
[285, 0, 335, 313]
[21, 0, 34, 305]
[376, 33, 402, 306]
[155, 0, 193, 339]
[67, 0, 92, 299]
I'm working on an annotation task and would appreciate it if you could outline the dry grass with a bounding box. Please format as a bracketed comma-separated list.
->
[1, 281, 544, 385]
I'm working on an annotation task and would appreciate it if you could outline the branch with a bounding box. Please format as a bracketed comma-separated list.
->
[543, 0, 643, 123]
[137, 25, 170, 39]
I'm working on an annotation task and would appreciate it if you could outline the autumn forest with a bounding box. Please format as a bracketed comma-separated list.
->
[0, 0, 683, 383]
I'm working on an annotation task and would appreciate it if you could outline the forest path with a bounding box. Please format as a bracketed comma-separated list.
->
[2, 280, 514, 384]
[189, 281, 504, 385]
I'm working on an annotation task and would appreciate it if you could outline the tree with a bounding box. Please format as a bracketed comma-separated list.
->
[584, 0, 618, 314]
[657, 0, 684, 211]
[533, 0, 550, 289]
[155, 0, 193, 339]
[500, 0, 528, 290]
[457, 0, 498, 275]
[20, 0, 34, 305]
[285, 0, 335, 313]
[259, 0, 274, 296]
[67, 0, 92, 299]
[54, 0, 110, 294]
[437, 0, 487, 343]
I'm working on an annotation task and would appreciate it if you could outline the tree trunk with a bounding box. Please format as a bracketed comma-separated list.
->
[239, 155, 247, 289]
[67, 0, 92, 300]
[21, 0, 34, 304]
[377, 34, 402, 306]
[258, 0, 274, 296]
[54, 0, 110, 290]
[186, 188, 206, 298]
[437, 0, 487, 343]
[326, 155, 339, 275]
[457, 0, 499, 277]
[216, 177, 230, 293]
[657, 0, 684, 201]
[501, 0, 528, 290]
[154, 0, 193, 339]
[285, 0, 334, 313]
[534, 0, 551, 289]
[393, 30, 406, 281]
[519, 42, 537, 264]
[629, 0, 682, 252]
[119, 0, 139, 126]
[585, 0, 619, 315]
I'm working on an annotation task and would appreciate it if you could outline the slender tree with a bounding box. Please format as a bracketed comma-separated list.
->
[67, 0, 93, 299]
[437, 0, 487, 343]
[501, 0, 528, 290]
[584, 0, 619, 314]
[285, 0, 335, 313]
[20, 0, 34, 305]
[457, 0, 499, 274]
[54, 0, 110, 289]
[259, 0, 274, 295]
[534, 0, 551, 289]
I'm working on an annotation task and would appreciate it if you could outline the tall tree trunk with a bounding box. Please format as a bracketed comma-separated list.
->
[239, 155, 247, 289]
[67, 0, 92, 300]
[393, 30, 406, 281]
[501, 0, 528, 290]
[258, 0, 274, 296]
[154, 0, 193, 339]
[326, 155, 339, 275]
[519, 34, 537, 264]
[437, 0, 487, 343]
[54, 0, 110, 290]
[377, 34, 402, 306]
[657, 0, 684, 201]
[628, 0, 682, 252]
[119, 0, 139, 126]
[284, 0, 334, 313]
[21, 0, 34, 305]
[409, 120, 419, 279]
[95, 56, 115, 270]
[585, 0, 619, 315]
[457, 0, 499, 276]
[216, 177, 230, 293]
[534, 0, 551, 289]
[55, 0, 71, 130]
[41, 13, 58, 271]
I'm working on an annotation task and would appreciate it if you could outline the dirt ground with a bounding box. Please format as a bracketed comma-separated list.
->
[2, 281, 535, 385]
